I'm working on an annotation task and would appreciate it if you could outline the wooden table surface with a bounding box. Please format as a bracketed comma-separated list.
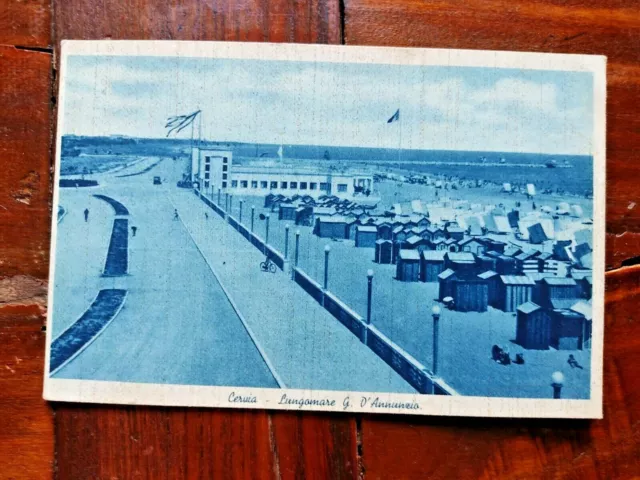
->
[1, 1, 639, 478]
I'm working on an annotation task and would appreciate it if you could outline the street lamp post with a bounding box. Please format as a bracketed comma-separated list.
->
[366, 269, 374, 326]
[265, 214, 270, 244]
[295, 230, 300, 267]
[551, 371, 564, 399]
[324, 245, 331, 291]
[431, 305, 441, 377]
[284, 224, 290, 259]
[251, 206, 255, 232]
[225, 193, 229, 212]
[239, 200, 243, 223]
[218, 188, 221, 206]
[229, 194, 233, 214]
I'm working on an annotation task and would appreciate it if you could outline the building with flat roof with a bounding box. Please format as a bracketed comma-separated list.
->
[191, 147, 374, 200]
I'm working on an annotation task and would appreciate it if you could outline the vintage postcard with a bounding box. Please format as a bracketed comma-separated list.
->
[44, 41, 606, 418]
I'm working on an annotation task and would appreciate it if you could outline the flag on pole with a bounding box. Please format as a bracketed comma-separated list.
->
[387, 109, 400, 123]
[165, 110, 201, 137]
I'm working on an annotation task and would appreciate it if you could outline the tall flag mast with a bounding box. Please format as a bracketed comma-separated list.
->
[165, 109, 202, 147]
[387, 108, 401, 162]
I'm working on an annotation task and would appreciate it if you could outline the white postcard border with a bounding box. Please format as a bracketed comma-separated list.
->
[44, 40, 606, 418]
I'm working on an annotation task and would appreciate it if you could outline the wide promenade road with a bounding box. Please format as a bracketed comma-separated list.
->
[53, 159, 278, 388]
[171, 188, 415, 394]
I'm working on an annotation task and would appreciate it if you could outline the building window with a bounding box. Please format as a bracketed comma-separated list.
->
[281, 181, 288, 189]
[222, 181, 227, 188]
[270, 181, 277, 189]
[261, 181, 268, 188]
[337, 184, 347, 192]
[205, 164, 211, 172]
[223, 165, 228, 172]
[240, 180, 248, 188]
[231, 180, 238, 188]
[223, 173, 228, 180]
[251, 180, 258, 188]
[290, 182, 298, 189]
[300, 182, 307, 190]
[223, 157, 228, 164]
[205, 156, 210, 162]
[204, 181, 210, 188]
[320, 182, 329, 191]
[204, 172, 210, 179]
[310, 182, 317, 190]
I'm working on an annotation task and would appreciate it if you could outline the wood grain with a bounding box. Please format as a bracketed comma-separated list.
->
[0, 46, 53, 280]
[0, 0, 51, 49]
[0, 39, 54, 480]
[54, 0, 341, 45]
[0, 304, 53, 479]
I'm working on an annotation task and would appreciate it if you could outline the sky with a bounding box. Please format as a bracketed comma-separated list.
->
[62, 55, 595, 155]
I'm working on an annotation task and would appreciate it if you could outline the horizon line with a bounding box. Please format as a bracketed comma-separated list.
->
[61, 133, 593, 158]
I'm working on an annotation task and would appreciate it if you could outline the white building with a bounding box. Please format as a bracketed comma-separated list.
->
[192, 147, 374, 199]
[191, 147, 233, 191]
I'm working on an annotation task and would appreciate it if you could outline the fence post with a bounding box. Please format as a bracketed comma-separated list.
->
[251, 206, 255, 232]
[239, 200, 243, 224]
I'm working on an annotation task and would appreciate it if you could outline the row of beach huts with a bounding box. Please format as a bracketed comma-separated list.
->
[266, 193, 592, 352]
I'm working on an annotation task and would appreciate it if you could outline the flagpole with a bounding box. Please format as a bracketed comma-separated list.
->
[398, 112, 402, 163]
[198, 109, 202, 147]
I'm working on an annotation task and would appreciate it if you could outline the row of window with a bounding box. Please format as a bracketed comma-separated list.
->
[203, 164, 227, 173]
[204, 181, 228, 188]
[229, 180, 348, 192]
[204, 156, 228, 164]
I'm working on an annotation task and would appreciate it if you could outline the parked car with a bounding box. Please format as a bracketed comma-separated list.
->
[153, 176, 162, 185]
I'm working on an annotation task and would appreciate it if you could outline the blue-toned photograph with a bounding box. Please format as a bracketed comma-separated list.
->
[46, 42, 602, 413]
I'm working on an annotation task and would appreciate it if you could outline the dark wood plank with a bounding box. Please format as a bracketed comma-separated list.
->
[0, 0, 51, 48]
[55, 406, 277, 479]
[0, 4, 54, 480]
[51, 2, 356, 479]
[345, 0, 640, 265]
[270, 412, 358, 479]
[0, 46, 53, 280]
[0, 304, 53, 480]
[54, 0, 340, 44]
[345, 1, 640, 477]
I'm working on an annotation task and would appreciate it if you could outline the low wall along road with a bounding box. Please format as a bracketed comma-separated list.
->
[195, 189, 456, 395]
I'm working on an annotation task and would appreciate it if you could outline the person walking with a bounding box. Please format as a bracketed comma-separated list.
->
[173, 209, 179, 221]
[84, 208, 89, 222]
[131, 225, 137, 237]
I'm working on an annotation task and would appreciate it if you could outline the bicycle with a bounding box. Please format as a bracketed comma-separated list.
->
[260, 257, 277, 273]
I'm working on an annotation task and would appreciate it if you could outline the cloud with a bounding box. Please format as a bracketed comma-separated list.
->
[61, 56, 594, 155]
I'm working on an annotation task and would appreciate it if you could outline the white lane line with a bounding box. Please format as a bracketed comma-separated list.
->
[166, 193, 286, 389]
